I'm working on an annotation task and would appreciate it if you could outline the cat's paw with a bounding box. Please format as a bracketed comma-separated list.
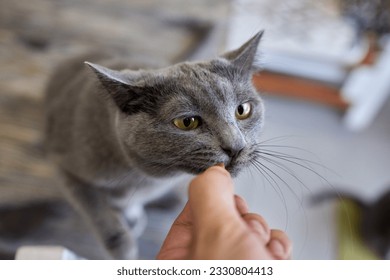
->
[124, 205, 148, 238]
[104, 230, 138, 259]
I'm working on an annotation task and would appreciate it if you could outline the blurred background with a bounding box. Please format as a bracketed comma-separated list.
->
[0, 0, 389, 259]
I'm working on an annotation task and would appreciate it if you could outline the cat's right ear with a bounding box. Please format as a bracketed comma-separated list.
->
[85, 62, 144, 114]
[222, 31, 264, 75]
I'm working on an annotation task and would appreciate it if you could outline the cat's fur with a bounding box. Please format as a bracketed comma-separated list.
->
[44, 32, 265, 259]
[311, 188, 390, 259]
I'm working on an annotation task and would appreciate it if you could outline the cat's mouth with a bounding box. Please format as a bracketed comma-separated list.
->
[225, 157, 244, 177]
[226, 165, 243, 178]
[178, 151, 246, 177]
[182, 160, 242, 177]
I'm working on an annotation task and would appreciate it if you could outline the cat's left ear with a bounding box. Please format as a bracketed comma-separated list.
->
[85, 62, 147, 114]
[222, 31, 264, 74]
[85, 61, 133, 86]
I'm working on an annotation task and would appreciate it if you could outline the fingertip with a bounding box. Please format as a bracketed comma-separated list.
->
[242, 213, 270, 243]
[205, 164, 231, 178]
[268, 230, 292, 260]
[189, 165, 232, 193]
[268, 239, 285, 259]
[234, 195, 249, 214]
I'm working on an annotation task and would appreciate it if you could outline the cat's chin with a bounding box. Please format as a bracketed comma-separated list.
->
[185, 166, 212, 175]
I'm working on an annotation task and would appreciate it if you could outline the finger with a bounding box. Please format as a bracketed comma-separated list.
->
[189, 165, 238, 226]
[241, 213, 271, 243]
[234, 195, 249, 215]
[157, 202, 193, 260]
[267, 229, 292, 260]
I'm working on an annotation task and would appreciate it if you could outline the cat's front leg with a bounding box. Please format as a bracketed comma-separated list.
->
[124, 204, 148, 239]
[59, 171, 138, 259]
[98, 210, 138, 260]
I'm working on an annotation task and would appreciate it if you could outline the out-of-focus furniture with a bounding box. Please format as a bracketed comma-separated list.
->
[228, 0, 390, 131]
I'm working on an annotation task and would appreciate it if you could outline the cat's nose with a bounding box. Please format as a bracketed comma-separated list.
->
[218, 126, 246, 160]
[221, 142, 245, 159]
[219, 123, 246, 160]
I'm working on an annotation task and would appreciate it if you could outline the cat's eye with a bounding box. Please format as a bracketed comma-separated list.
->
[235, 102, 251, 120]
[173, 116, 201, 131]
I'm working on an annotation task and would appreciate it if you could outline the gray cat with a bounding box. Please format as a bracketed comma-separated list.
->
[44, 31, 265, 259]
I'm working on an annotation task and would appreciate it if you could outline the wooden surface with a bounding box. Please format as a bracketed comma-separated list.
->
[253, 72, 349, 110]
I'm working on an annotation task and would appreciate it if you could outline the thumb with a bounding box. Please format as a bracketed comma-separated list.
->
[188, 165, 240, 228]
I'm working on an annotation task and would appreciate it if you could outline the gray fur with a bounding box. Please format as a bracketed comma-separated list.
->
[44, 32, 265, 259]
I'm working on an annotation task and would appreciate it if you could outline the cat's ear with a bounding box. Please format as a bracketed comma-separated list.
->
[85, 61, 132, 85]
[85, 62, 145, 114]
[222, 31, 264, 74]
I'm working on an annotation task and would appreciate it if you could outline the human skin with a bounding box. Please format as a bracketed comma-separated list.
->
[157, 165, 292, 260]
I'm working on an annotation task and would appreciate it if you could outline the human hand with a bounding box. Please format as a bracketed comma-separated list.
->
[157, 165, 292, 260]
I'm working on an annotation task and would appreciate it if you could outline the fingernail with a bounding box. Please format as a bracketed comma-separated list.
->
[269, 239, 285, 257]
[216, 163, 225, 168]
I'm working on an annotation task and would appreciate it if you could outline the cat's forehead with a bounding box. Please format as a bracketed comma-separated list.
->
[154, 60, 259, 119]
[155, 60, 252, 102]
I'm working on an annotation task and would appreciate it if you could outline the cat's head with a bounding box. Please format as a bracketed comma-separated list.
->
[86, 32, 264, 177]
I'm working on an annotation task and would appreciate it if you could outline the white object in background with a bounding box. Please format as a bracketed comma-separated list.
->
[15, 246, 80, 260]
[226, 0, 367, 84]
[342, 40, 390, 131]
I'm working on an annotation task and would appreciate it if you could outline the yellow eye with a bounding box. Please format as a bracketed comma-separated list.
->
[173, 116, 200, 130]
[235, 102, 251, 120]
